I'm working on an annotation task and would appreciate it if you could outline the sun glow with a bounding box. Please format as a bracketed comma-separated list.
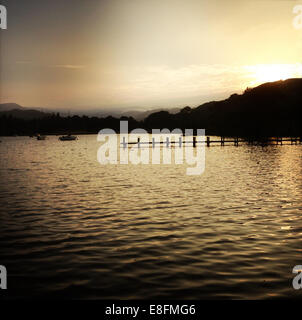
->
[246, 64, 302, 86]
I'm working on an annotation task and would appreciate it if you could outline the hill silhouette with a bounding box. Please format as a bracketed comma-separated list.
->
[0, 109, 51, 120]
[0, 103, 180, 120]
[1, 78, 301, 137]
[0, 103, 25, 112]
[144, 78, 302, 137]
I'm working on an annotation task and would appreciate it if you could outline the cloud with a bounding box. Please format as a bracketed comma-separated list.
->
[15, 61, 86, 69]
[113, 64, 251, 100]
[52, 64, 86, 69]
[100, 62, 302, 107]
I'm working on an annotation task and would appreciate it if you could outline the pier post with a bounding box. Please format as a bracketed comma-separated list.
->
[206, 136, 210, 147]
[221, 136, 225, 146]
[122, 136, 127, 149]
[152, 137, 155, 148]
[166, 137, 170, 147]
[137, 137, 140, 148]
[193, 136, 196, 148]
[178, 136, 182, 148]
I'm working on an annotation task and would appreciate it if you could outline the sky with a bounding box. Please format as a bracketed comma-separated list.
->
[0, 0, 302, 111]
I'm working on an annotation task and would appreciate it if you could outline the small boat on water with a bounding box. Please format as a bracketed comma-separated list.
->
[59, 134, 77, 141]
[36, 135, 46, 140]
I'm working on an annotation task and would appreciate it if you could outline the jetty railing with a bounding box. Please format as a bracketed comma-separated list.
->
[121, 136, 302, 148]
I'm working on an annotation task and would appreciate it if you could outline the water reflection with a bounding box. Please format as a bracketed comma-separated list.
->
[0, 135, 302, 299]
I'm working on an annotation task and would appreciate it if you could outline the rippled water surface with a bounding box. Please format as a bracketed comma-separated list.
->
[1, 135, 302, 299]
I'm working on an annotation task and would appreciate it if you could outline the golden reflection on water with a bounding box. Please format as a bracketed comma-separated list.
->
[0, 135, 302, 299]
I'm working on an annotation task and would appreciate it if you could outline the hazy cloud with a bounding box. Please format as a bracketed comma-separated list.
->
[52, 65, 86, 69]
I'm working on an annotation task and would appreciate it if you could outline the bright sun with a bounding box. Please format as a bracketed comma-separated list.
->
[246, 64, 302, 86]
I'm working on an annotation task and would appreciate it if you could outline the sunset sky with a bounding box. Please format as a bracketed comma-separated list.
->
[0, 0, 302, 111]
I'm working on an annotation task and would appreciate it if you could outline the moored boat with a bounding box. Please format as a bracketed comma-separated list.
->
[59, 134, 77, 141]
[36, 134, 46, 140]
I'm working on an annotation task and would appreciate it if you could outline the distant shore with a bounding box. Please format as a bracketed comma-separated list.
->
[1, 79, 302, 138]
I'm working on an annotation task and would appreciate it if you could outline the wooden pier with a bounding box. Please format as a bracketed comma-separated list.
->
[121, 136, 302, 148]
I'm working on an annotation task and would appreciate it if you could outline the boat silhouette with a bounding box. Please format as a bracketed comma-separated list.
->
[59, 134, 77, 141]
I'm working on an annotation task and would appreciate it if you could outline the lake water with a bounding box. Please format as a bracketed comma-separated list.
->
[0, 135, 302, 299]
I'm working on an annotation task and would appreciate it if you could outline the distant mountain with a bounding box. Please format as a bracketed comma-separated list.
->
[0, 103, 25, 111]
[0, 103, 51, 120]
[0, 103, 180, 121]
[121, 107, 180, 120]
[74, 107, 180, 120]
[1, 78, 302, 136]
[144, 78, 302, 137]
